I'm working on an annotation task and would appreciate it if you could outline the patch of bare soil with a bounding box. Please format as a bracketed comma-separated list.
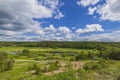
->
[44, 68, 64, 76]
[71, 61, 85, 70]
[44, 61, 85, 76]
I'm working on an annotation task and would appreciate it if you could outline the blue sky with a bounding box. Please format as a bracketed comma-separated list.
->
[0, 0, 120, 41]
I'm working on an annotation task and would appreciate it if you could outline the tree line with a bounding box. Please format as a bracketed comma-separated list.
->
[0, 41, 120, 50]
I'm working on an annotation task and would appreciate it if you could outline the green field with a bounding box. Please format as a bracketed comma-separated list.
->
[0, 42, 120, 80]
[0, 46, 96, 52]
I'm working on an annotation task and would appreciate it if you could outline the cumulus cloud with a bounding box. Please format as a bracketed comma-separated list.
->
[79, 30, 120, 42]
[0, 0, 64, 36]
[0, 0, 119, 42]
[44, 24, 57, 32]
[1, 29, 120, 42]
[85, 0, 120, 21]
[88, 7, 97, 15]
[54, 12, 64, 19]
[58, 26, 70, 34]
[54, 10, 64, 19]
[40, 0, 64, 19]
[77, 0, 100, 7]
[0, 24, 74, 41]
[0, 24, 104, 41]
[76, 24, 104, 34]
[96, 0, 120, 21]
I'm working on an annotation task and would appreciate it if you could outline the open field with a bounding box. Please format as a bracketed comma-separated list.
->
[0, 42, 120, 80]
[0, 46, 97, 53]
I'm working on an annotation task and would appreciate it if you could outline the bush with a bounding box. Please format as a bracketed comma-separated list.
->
[21, 49, 30, 56]
[43, 61, 60, 72]
[83, 62, 93, 70]
[28, 64, 38, 70]
[0, 52, 14, 72]
[23, 49, 29, 53]
[117, 76, 120, 80]
[27, 64, 41, 75]
[92, 63, 102, 70]
[98, 59, 109, 68]
[75, 53, 87, 60]
[48, 61, 60, 71]
[77, 69, 86, 76]
[83, 62, 102, 70]
[108, 49, 120, 60]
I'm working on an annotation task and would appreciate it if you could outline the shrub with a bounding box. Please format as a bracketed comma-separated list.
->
[117, 76, 120, 80]
[77, 69, 86, 76]
[34, 67, 41, 75]
[83, 62, 93, 70]
[23, 49, 29, 53]
[87, 52, 94, 60]
[27, 64, 41, 75]
[0, 52, 14, 72]
[75, 53, 87, 60]
[108, 49, 120, 60]
[28, 64, 38, 71]
[98, 59, 109, 68]
[92, 63, 102, 70]
[44, 61, 60, 72]
[83, 62, 102, 70]
[21, 49, 30, 56]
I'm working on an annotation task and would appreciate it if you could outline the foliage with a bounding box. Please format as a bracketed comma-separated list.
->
[117, 76, 120, 80]
[77, 69, 86, 77]
[84, 62, 101, 70]
[0, 42, 120, 80]
[108, 48, 120, 60]
[99, 48, 120, 60]
[75, 53, 87, 60]
[27, 64, 41, 75]
[83, 60, 109, 71]
[43, 61, 60, 72]
[22, 49, 30, 55]
[0, 42, 120, 51]
[0, 52, 14, 72]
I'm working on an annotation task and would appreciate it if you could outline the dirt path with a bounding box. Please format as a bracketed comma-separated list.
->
[15, 60, 50, 63]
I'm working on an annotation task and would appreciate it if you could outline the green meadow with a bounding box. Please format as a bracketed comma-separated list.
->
[0, 42, 120, 80]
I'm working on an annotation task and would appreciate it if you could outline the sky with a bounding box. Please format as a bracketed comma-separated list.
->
[0, 0, 120, 42]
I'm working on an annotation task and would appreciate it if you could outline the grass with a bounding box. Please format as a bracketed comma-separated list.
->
[0, 46, 98, 53]
[0, 59, 119, 80]
[0, 47, 119, 80]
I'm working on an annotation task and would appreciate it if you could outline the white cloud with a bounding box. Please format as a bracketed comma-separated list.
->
[76, 24, 104, 34]
[84, 0, 120, 22]
[58, 26, 70, 34]
[72, 27, 76, 30]
[88, 7, 97, 15]
[96, 0, 120, 21]
[77, 0, 100, 7]
[80, 30, 120, 42]
[1, 22, 119, 42]
[54, 10, 64, 19]
[44, 24, 57, 32]
[0, 0, 119, 42]
[0, 0, 64, 36]
[40, 0, 64, 19]
[0, 24, 74, 41]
